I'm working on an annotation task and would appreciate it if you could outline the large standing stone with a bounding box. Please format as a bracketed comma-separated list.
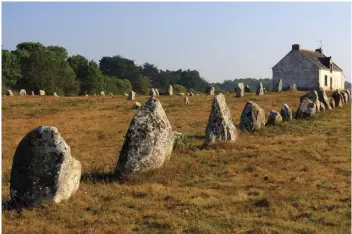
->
[155, 89, 160, 97]
[295, 98, 316, 118]
[149, 88, 157, 97]
[280, 104, 292, 121]
[300, 90, 321, 112]
[256, 82, 264, 95]
[168, 85, 173, 96]
[317, 88, 331, 110]
[239, 101, 266, 133]
[266, 110, 282, 126]
[39, 90, 46, 96]
[236, 83, 244, 97]
[10, 126, 81, 206]
[127, 90, 136, 100]
[19, 89, 26, 96]
[275, 79, 282, 92]
[6, 90, 13, 96]
[100, 91, 105, 96]
[115, 98, 178, 177]
[332, 90, 343, 107]
[207, 87, 215, 96]
[205, 93, 237, 145]
[328, 97, 335, 108]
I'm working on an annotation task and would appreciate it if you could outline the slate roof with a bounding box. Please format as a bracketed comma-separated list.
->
[300, 49, 342, 72]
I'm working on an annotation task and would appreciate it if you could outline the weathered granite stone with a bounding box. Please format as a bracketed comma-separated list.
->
[149, 88, 156, 97]
[133, 102, 141, 109]
[236, 83, 244, 97]
[317, 88, 331, 110]
[300, 90, 320, 112]
[39, 90, 46, 96]
[19, 89, 26, 96]
[10, 126, 81, 206]
[239, 101, 266, 133]
[328, 97, 335, 108]
[332, 90, 343, 107]
[53, 92, 58, 97]
[184, 96, 189, 105]
[6, 90, 13, 96]
[205, 93, 237, 145]
[341, 92, 348, 104]
[345, 90, 351, 101]
[295, 98, 316, 118]
[207, 87, 215, 96]
[115, 97, 178, 177]
[266, 110, 282, 125]
[127, 90, 136, 100]
[275, 79, 282, 92]
[100, 91, 105, 96]
[256, 82, 264, 95]
[155, 89, 160, 97]
[168, 85, 173, 96]
[280, 104, 292, 121]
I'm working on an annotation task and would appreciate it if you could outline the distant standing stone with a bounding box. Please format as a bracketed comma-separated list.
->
[39, 90, 46, 96]
[53, 92, 58, 97]
[184, 96, 190, 105]
[109, 93, 113, 96]
[341, 92, 348, 104]
[328, 97, 335, 108]
[10, 126, 81, 206]
[317, 88, 331, 110]
[266, 110, 282, 126]
[295, 97, 316, 118]
[128, 90, 136, 100]
[239, 101, 266, 133]
[6, 90, 13, 96]
[133, 102, 141, 109]
[236, 83, 244, 97]
[168, 85, 173, 96]
[100, 91, 105, 96]
[149, 88, 157, 97]
[280, 104, 292, 121]
[155, 89, 160, 97]
[207, 87, 215, 96]
[332, 90, 343, 107]
[205, 93, 237, 145]
[115, 97, 178, 177]
[31, 91, 35, 96]
[275, 79, 282, 92]
[19, 89, 26, 96]
[319, 102, 326, 112]
[256, 82, 264, 95]
[292, 84, 297, 91]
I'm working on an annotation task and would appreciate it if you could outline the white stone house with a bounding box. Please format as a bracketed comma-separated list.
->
[272, 44, 345, 90]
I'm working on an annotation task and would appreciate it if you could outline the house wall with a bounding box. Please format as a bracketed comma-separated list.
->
[319, 69, 344, 90]
[272, 50, 320, 90]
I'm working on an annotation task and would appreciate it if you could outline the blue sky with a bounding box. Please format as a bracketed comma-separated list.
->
[2, 2, 351, 82]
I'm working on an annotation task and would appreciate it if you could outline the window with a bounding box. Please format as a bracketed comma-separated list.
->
[324, 75, 328, 86]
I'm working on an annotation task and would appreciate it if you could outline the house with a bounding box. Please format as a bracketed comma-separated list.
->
[272, 44, 345, 90]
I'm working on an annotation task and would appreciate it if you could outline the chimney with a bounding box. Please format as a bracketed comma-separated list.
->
[292, 44, 300, 50]
[315, 48, 323, 54]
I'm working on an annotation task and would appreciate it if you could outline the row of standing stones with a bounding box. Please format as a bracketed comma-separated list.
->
[7, 83, 351, 208]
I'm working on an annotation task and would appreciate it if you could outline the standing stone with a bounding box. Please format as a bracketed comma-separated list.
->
[328, 97, 335, 108]
[239, 101, 266, 133]
[275, 79, 282, 92]
[295, 98, 316, 118]
[53, 92, 58, 97]
[266, 110, 282, 126]
[127, 90, 136, 100]
[300, 90, 321, 112]
[205, 93, 237, 145]
[10, 126, 81, 206]
[256, 82, 264, 95]
[292, 84, 297, 91]
[184, 96, 190, 105]
[149, 88, 157, 97]
[94, 93, 97, 96]
[100, 91, 105, 96]
[207, 87, 215, 96]
[109, 93, 113, 96]
[317, 88, 331, 110]
[115, 97, 178, 177]
[236, 83, 244, 97]
[31, 91, 35, 96]
[332, 90, 343, 107]
[345, 89, 351, 101]
[133, 102, 141, 109]
[155, 89, 160, 97]
[168, 85, 173, 96]
[6, 90, 13, 96]
[341, 92, 348, 104]
[19, 89, 26, 96]
[39, 90, 46, 96]
[280, 104, 292, 121]
[188, 92, 194, 96]
[320, 103, 326, 112]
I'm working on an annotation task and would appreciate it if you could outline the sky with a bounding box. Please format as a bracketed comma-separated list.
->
[2, 2, 351, 83]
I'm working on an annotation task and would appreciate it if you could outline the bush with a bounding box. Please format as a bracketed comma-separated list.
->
[173, 84, 187, 94]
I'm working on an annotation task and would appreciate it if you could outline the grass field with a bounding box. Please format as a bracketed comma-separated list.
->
[2, 91, 351, 234]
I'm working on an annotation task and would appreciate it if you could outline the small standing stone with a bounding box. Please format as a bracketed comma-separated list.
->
[280, 104, 292, 121]
[155, 89, 160, 97]
[236, 83, 244, 97]
[256, 82, 264, 95]
[128, 90, 136, 100]
[100, 91, 105, 96]
[317, 88, 331, 110]
[168, 85, 173, 96]
[31, 91, 35, 96]
[332, 90, 343, 107]
[19, 89, 26, 96]
[205, 93, 237, 145]
[184, 96, 189, 105]
[300, 90, 321, 112]
[109, 93, 113, 96]
[149, 88, 157, 97]
[6, 90, 13, 96]
[275, 79, 282, 92]
[266, 110, 282, 126]
[239, 101, 266, 133]
[207, 87, 215, 96]
[295, 97, 316, 118]
[53, 92, 58, 97]
[39, 90, 46, 96]
[328, 97, 335, 108]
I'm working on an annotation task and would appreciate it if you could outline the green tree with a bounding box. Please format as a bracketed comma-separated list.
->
[2, 50, 21, 88]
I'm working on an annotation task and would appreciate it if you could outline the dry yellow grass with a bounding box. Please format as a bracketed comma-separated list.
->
[2, 91, 351, 234]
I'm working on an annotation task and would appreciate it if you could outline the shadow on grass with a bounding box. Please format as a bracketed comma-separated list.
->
[80, 171, 127, 184]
